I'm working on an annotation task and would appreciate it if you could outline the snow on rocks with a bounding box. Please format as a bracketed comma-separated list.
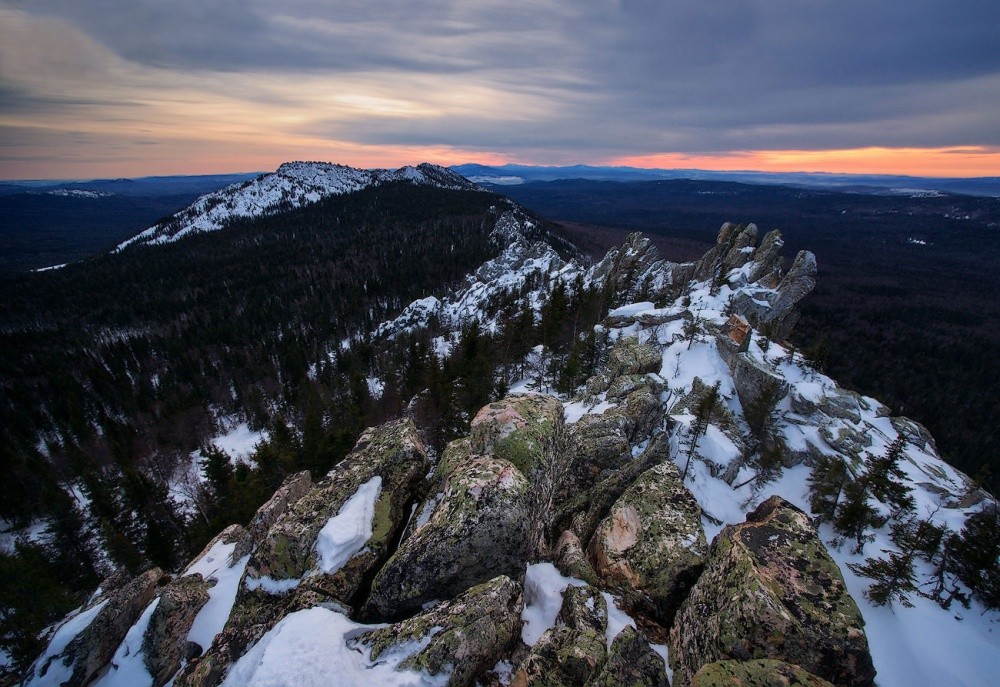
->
[117, 162, 477, 249]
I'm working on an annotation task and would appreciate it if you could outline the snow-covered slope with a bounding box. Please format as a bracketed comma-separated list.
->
[116, 162, 479, 249]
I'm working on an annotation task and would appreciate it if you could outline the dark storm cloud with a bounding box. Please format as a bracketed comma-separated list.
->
[4, 0, 1000, 155]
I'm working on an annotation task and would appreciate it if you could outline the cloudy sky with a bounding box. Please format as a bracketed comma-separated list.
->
[2, 0, 999, 179]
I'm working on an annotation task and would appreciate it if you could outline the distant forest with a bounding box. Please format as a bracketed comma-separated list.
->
[498, 179, 1000, 495]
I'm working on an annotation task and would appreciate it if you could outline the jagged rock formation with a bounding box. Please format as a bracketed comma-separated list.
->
[23, 220, 1000, 687]
[668, 497, 875, 687]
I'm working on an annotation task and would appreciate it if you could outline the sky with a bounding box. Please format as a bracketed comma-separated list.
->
[1, 0, 999, 180]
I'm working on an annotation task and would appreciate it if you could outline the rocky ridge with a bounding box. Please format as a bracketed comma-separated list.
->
[116, 161, 480, 249]
[23, 222, 1000, 687]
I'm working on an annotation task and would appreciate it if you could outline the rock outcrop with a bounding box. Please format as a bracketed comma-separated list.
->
[359, 575, 523, 687]
[669, 496, 876, 687]
[142, 574, 211, 686]
[24, 568, 164, 687]
[589, 460, 707, 624]
[366, 453, 530, 617]
[588, 626, 668, 687]
[512, 585, 609, 686]
[691, 659, 835, 687]
[246, 418, 428, 600]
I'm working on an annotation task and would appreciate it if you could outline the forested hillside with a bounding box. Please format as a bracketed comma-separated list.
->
[0, 182, 593, 669]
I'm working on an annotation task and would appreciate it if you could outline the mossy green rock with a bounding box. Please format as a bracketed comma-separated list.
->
[692, 659, 835, 687]
[359, 575, 522, 687]
[587, 626, 668, 687]
[607, 337, 662, 378]
[365, 454, 530, 617]
[589, 460, 707, 624]
[470, 394, 564, 476]
[568, 412, 631, 491]
[669, 496, 875, 687]
[245, 418, 428, 600]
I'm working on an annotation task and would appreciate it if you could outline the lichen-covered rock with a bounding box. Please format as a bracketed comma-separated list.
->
[691, 659, 835, 687]
[606, 374, 655, 402]
[26, 567, 164, 687]
[143, 575, 211, 687]
[245, 470, 312, 544]
[246, 418, 428, 601]
[358, 575, 522, 687]
[512, 586, 609, 687]
[566, 435, 670, 546]
[668, 496, 875, 687]
[567, 412, 631, 492]
[365, 454, 530, 617]
[589, 460, 707, 624]
[607, 337, 662, 378]
[616, 387, 663, 441]
[471, 394, 565, 476]
[587, 626, 668, 687]
[192, 524, 250, 570]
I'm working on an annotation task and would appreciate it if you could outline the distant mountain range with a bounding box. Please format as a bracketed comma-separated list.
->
[451, 163, 1000, 197]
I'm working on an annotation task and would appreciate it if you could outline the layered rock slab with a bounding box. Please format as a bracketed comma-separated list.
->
[668, 496, 875, 687]
[691, 659, 835, 687]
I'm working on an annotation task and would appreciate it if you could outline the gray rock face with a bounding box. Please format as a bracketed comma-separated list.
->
[587, 626, 668, 687]
[365, 454, 530, 617]
[142, 575, 211, 687]
[669, 496, 875, 687]
[589, 460, 707, 624]
[555, 530, 600, 585]
[568, 412, 632, 491]
[730, 353, 788, 424]
[246, 418, 429, 601]
[606, 337, 662, 378]
[359, 575, 523, 687]
[767, 250, 817, 338]
[589, 233, 673, 306]
[27, 568, 164, 687]
[748, 230, 785, 285]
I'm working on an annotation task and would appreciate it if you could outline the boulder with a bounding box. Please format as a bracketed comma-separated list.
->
[567, 412, 631, 491]
[358, 575, 523, 687]
[365, 454, 530, 617]
[142, 575, 211, 687]
[587, 626, 668, 687]
[512, 586, 608, 687]
[607, 337, 662, 378]
[730, 353, 788, 426]
[470, 394, 565, 476]
[691, 659, 835, 687]
[25, 568, 164, 687]
[567, 435, 670, 546]
[589, 460, 707, 624]
[246, 418, 429, 602]
[668, 496, 875, 687]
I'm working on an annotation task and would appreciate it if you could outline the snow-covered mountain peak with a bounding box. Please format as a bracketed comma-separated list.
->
[115, 161, 481, 249]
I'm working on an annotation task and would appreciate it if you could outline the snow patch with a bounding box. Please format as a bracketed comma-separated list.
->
[219, 606, 448, 687]
[520, 562, 587, 646]
[315, 476, 382, 575]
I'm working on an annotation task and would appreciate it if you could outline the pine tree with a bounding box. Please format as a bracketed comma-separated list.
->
[833, 477, 887, 554]
[944, 507, 1000, 610]
[808, 455, 849, 521]
[867, 435, 915, 516]
[682, 382, 720, 481]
